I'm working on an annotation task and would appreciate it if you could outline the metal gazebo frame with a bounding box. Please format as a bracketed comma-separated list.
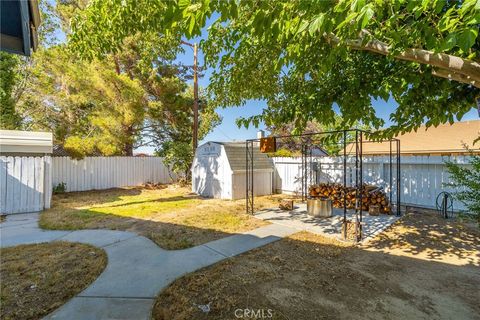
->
[246, 129, 401, 240]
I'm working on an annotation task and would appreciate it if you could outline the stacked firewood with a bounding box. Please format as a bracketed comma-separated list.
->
[308, 183, 392, 214]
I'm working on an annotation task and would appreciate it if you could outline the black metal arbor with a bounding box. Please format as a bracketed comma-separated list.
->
[246, 129, 401, 239]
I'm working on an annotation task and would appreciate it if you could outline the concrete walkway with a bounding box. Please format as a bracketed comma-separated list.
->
[0, 213, 297, 320]
[255, 205, 399, 243]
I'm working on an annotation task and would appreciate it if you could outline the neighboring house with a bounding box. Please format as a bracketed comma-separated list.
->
[361, 120, 480, 156]
[52, 144, 103, 157]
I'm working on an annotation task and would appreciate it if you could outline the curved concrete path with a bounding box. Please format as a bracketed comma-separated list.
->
[0, 213, 297, 320]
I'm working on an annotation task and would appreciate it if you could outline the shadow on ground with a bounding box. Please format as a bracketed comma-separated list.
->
[366, 211, 480, 265]
[153, 213, 480, 320]
[40, 187, 271, 250]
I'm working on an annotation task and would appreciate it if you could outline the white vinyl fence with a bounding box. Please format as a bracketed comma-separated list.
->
[272, 155, 471, 211]
[1, 156, 52, 214]
[52, 156, 174, 192]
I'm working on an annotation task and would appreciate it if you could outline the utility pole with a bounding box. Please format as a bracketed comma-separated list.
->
[193, 43, 199, 151]
[181, 41, 199, 152]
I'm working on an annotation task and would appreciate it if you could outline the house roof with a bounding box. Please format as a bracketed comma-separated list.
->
[52, 144, 103, 157]
[0, 130, 52, 154]
[360, 120, 480, 155]
[217, 142, 274, 171]
[0, 0, 40, 56]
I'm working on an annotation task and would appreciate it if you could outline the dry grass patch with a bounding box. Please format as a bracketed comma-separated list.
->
[0, 242, 106, 320]
[153, 212, 480, 320]
[40, 185, 282, 249]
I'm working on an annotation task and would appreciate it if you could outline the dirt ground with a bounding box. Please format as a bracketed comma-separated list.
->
[153, 212, 480, 320]
[0, 242, 107, 320]
[40, 185, 283, 249]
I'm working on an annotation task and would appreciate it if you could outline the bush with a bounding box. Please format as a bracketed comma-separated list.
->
[53, 182, 67, 194]
[444, 149, 480, 223]
[156, 141, 193, 181]
[268, 148, 301, 157]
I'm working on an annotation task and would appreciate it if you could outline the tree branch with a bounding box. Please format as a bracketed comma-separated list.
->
[327, 32, 480, 88]
[431, 68, 478, 87]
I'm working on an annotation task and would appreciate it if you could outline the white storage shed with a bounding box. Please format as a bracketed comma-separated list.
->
[192, 141, 274, 199]
[0, 130, 53, 214]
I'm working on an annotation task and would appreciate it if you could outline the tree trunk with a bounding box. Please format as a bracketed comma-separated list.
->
[123, 125, 134, 156]
[113, 56, 121, 75]
[124, 143, 134, 156]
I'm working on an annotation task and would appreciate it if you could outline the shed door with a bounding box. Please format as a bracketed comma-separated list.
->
[194, 155, 222, 198]
[1, 156, 51, 214]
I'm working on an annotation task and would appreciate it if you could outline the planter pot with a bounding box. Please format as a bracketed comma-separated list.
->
[307, 198, 332, 217]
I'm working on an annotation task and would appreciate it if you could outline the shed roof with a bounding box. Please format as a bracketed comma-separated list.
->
[217, 142, 274, 171]
[360, 120, 480, 155]
[0, 130, 52, 154]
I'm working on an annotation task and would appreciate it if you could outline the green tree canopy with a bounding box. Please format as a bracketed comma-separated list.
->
[69, 0, 480, 137]
[12, 0, 220, 161]
[0, 53, 22, 129]
[18, 46, 147, 157]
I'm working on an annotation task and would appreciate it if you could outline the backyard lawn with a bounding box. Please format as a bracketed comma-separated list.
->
[40, 185, 281, 249]
[153, 212, 480, 320]
[0, 242, 106, 320]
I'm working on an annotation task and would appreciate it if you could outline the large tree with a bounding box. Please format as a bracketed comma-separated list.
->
[0, 53, 22, 129]
[69, 0, 479, 137]
[19, 46, 147, 157]
[16, 0, 220, 160]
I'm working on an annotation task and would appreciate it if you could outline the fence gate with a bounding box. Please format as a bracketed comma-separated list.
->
[0, 156, 52, 214]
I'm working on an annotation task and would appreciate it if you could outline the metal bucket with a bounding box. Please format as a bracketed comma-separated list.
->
[307, 198, 333, 217]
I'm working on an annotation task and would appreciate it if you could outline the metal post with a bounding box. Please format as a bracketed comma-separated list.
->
[245, 141, 249, 214]
[302, 144, 307, 201]
[250, 140, 254, 213]
[389, 140, 392, 205]
[355, 130, 358, 207]
[355, 130, 359, 241]
[193, 43, 199, 151]
[396, 140, 401, 216]
[359, 131, 363, 228]
[343, 130, 347, 225]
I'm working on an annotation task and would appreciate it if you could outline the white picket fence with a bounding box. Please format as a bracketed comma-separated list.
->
[1, 156, 52, 214]
[272, 155, 471, 210]
[52, 156, 174, 192]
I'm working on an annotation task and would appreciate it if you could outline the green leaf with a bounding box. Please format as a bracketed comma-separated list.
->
[334, 0, 349, 12]
[297, 19, 309, 34]
[361, 6, 374, 28]
[351, 0, 366, 12]
[253, 10, 265, 33]
[467, 13, 480, 25]
[309, 14, 325, 36]
[434, 0, 446, 14]
[458, 28, 478, 52]
[441, 33, 457, 51]
[336, 12, 358, 30]
[188, 16, 196, 36]
[178, 0, 190, 10]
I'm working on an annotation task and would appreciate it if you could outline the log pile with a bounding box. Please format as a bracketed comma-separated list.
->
[143, 182, 167, 190]
[279, 199, 294, 211]
[342, 220, 361, 241]
[308, 183, 392, 214]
